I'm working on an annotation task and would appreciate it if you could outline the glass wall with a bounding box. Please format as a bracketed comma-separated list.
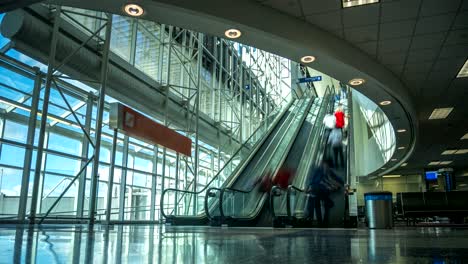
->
[0, 7, 292, 222]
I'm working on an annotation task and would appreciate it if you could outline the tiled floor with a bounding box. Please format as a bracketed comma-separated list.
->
[0, 224, 467, 263]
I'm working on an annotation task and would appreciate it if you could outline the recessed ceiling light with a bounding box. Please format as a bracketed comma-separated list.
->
[461, 133, 468, 140]
[429, 107, 453, 120]
[381, 167, 386, 170]
[456, 59, 468, 78]
[397, 129, 406, 133]
[442, 149, 457, 155]
[391, 159, 397, 161]
[124, 4, 144, 17]
[459, 184, 467, 187]
[348, 78, 365, 86]
[398, 146, 405, 150]
[383, 175, 401, 178]
[401, 163, 408, 167]
[224, 29, 242, 39]
[342, 0, 379, 8]
[300, 56, 316, 63]
[428, 161, 441, 166]
[379, 100, 392, 106]
[440, 161, 453, 165]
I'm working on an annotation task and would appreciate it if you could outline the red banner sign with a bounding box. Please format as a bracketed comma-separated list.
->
[110, 103, 192, 156]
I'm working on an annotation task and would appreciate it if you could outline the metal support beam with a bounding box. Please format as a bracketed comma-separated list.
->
[18, 68, 41, 221]
[118, 135, 129, 221]
[89, 15, 113, 225]
[105, 129, 118, 222]
[192, 32, 203, 214]
[76, 94, 93, 217]
[150, 146, 158, 221]
[29, 6, 62, 222]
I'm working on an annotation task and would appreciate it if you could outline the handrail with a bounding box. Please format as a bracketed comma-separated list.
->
[270, 185, 286, 218]
[218, 98, 314, 220]
[204, 187, 222, 221]
[161, 99, 294, 219]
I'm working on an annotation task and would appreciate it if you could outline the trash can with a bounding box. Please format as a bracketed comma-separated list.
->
[364, 191, 393, 229]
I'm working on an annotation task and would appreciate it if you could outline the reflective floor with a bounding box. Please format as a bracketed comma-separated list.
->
[0, 224, 467, 263]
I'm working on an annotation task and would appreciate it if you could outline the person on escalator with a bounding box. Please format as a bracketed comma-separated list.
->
[273, 167, 296, 189]
[330, 104, 345, 168]
[328, 127, 344, 168]
[306, 159, 344, 227]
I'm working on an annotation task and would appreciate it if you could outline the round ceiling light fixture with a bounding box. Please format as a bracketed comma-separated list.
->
[224, 29, 242, 39]
[379, 100, 392, 106]
[124, 4, 144, 17]
[397, 129, 407, 133]
[348, 78, 365, 86]
[300, 55, 316, 63]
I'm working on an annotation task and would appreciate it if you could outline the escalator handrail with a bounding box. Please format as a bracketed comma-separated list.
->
[161, 99, 294, 220]
[204, 187, 222, 221]
[270, 185, 287, 218]
[218, 98, 314, 220]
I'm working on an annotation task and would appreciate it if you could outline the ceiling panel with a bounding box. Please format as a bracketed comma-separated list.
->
[300, 0, 341, 15]
[453, 11, 468, 29]
[420, 0, 461, 16]
[414, 13, 454, 35]
[380, 20, 416, 39]
[445, 29, 468, 45]
[381, 0, 421, 23]
[404, 61, 433, 74]
[378, 37, 411, 53]
[261, 0, 303, 17]
[356, 41, 377, 56]
[379, 51, 407, 65]
[406, 48, 439, 63]
[342, 4, 379, 27]
[344, 25, 378, 43]
[431, 58, 466, 73]
[410, 32, 446, 50]
[384, 64, 404, 76]
[305, 10, 342, 31]
[439, 44, 468, 59]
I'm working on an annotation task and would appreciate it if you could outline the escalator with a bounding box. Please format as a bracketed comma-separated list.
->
[271, 89, 347, 228]
[208, 89, 332, 226]
[161, 98, 305, 225]
[206, 98, 315, 226]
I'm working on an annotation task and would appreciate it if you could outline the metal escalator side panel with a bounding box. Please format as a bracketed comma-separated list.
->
[162, 99, 296, 224]
[221, 98, 315, 224]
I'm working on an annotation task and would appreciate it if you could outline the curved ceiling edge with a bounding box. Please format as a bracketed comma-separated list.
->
[48, 0, 418, 173]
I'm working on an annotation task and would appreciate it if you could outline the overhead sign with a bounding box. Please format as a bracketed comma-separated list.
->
[298, 76, 322, 83]
[109, 103, 192, 156]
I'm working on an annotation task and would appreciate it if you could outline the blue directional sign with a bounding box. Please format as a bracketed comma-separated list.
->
[245, 84, 250, 90]
[298, 76, 322, 83]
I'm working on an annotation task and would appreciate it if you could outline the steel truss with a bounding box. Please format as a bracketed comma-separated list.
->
[0, 4, 293, 225]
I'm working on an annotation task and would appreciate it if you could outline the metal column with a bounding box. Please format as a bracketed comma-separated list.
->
[192, 33, 203, 214]
[105, 129, 118, 222]
[18, 68, 41, 221]
[29, 6, 62, 222]
[89, 14, 113, 224]
[118, 135, 129, 221]
[76, 94, 93, 217]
